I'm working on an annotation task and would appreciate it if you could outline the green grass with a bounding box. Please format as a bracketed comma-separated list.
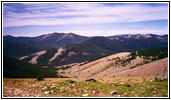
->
[41, 79, 168, 97]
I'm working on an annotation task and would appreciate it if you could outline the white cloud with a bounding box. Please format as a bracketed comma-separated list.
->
[106, 29, 168, 36]
[3, 3, 168, 27]
[57, 29, 168, 36]
[7, 28, 167, 37]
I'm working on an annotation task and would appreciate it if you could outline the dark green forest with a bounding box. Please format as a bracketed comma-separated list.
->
[137, 47, 168, 60]
[3, 56, 57, 78]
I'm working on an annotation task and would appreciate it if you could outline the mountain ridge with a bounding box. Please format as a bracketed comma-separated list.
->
[4, 33, 168, 38]
[18, 34, 168, 66]
[3, 32, 89, 57]
[4, 33, 168, 63]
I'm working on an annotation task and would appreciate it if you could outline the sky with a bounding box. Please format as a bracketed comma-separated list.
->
[3, 3, 168, 37]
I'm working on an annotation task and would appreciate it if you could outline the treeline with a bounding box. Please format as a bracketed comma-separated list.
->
[3, 56, 57, 78]
[137, 47, 168, 60]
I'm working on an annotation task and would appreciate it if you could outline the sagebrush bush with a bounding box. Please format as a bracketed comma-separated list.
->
[36, 75, 44, 81]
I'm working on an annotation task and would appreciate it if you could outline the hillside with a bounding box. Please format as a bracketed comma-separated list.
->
[20, 42, 112, 66]
[57, 47, 168, 78]
[3, 41, 41, 57]
[83, 34, 168, 53]
[3, 56, 57, 78]
[107, 34, 168, 51]
[107, 58, 168, 77]
[3, 33, 88, 57]
[18, 34, 168, 66]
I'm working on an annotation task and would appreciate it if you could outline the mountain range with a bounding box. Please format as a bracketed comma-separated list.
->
[3, 32, 168, 78]
[3, 33, 168, 66]
[4, 33, 168, 58]
[3, 33, 88, 57]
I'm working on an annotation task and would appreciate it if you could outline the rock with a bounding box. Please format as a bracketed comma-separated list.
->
[42, 87, 47, 90]
[76, 83, 80, 86]
[85, 79, 96, 82]
[150, 75, 158, 82]
[82, 93, 89, 97]
[93, 90, 99, 94]
[110, 91, 117, 95]
[161, 66, 167, 81]
[51, 90, 54, 93]
[50, 86, 56, 89]
[44, 91, 50, 94]
[117, 95, 120, 97]
[52, 83, 56, 86]
[152, 91, 157, 94]
[142, 91, 145, 94]
[93, 91, 96, 94]
[120, 83, 123, 85]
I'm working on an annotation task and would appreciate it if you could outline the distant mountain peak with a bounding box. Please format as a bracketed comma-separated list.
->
[42, 32, 65, 36]
[65, 33, 76, 38]
[107, 33, 167, 41]
[118, 33, 153, 38]
[67, 32, 75, 35]
[140, 34, 153, 38]
[4, 35, 14, 37]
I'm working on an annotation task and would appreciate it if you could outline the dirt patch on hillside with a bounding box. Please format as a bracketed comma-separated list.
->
[49, 48, 65, 62]
[29, 51, 47, 64]
[19, 56, 28, 60]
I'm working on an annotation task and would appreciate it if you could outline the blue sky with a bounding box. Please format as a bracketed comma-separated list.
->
[3, 3, 168, 37]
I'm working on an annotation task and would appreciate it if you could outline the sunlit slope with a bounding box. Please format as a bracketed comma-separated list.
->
[58, 47, 168, 78]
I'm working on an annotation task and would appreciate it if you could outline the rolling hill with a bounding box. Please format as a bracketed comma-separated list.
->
[18, 34, 168, 66]
[20, 41, 112, 66]
[57, 47, 168, 78]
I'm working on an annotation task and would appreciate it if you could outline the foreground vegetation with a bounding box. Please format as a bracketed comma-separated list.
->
[3, 76, 168, 97]
[40, 79, 168, 97]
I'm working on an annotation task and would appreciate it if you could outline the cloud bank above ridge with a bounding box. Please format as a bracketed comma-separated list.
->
[3, 3, 168, 36]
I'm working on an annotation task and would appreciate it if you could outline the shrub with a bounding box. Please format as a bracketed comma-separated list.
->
[60, 80, 76, 86]
[130, 65, 137, 69]
[36, 74, 44, 81]
[64, 80, 76, 84]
